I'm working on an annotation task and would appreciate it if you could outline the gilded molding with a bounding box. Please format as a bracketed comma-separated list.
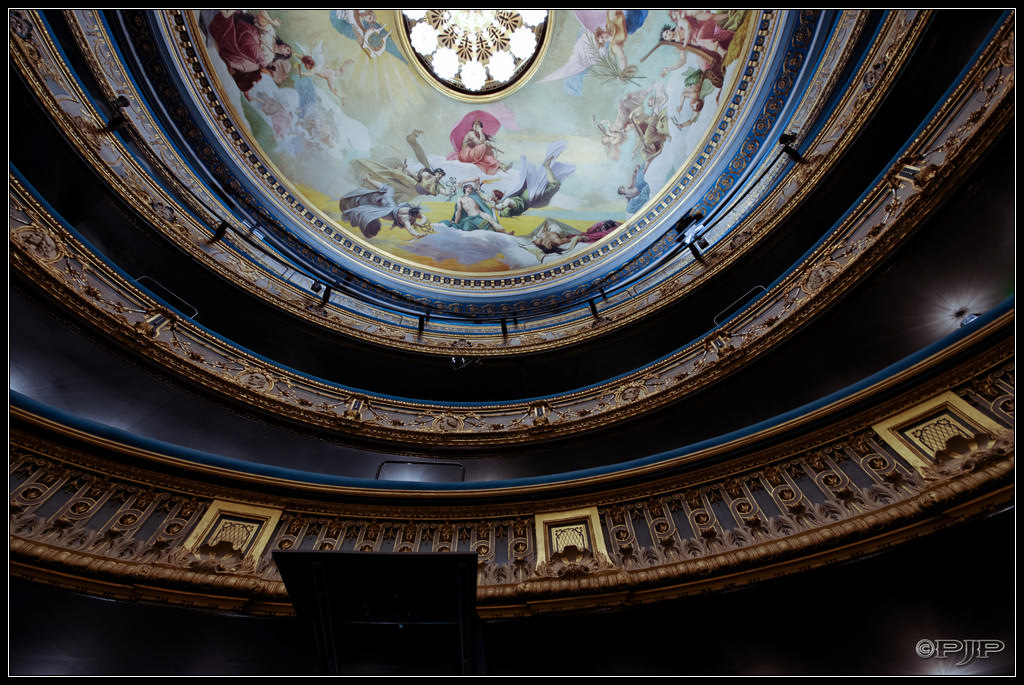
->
[9, 17, 1015, 448]
[38, 10, 878, 356]
[9, 139, 1015, 452]
[10, 348, 1014, 616]
[20, 10, 1011, 359]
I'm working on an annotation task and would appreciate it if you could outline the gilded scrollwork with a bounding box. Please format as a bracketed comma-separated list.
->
[532, 545, 618, 580]
[923, 431, 1014, 481]
[42, 10, 943, 358]
[15, 12, 1013, 434]
[14, 371, 1011, 616]
[7, 9, 1017, 618]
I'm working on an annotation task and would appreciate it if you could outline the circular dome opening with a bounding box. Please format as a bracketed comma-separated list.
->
[399, 10, 550, 100]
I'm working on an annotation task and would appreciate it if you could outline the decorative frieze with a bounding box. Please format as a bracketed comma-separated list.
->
[10, 355, 1014, 616]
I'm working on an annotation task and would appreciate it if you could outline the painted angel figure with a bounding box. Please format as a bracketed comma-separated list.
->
[518, 218, 620, 261]
[593, 86, 660, 161]
[539, 10, 649, 95]
[618, 162, 650, 213]
[665, 10, 737, 58]
[202, 10, 294, 97]
[442, 179, 510, 234]
[330, 10, 399, 60]
[295, 40, 355, 104]
[489, 141, 575, 218]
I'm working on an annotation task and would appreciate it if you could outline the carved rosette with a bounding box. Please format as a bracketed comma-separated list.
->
[11, 225, 64, 264]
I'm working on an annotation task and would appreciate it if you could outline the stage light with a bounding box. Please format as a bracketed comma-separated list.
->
[688, 237, 709, 265]
[100, 96, 131, 133]
[674, 211, 705, 242]
[209, 220, 230, 244]
[959, 313, 980, 327]
[779, 132, 804, 163]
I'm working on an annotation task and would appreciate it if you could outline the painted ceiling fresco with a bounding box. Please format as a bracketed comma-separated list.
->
[195, 10, 754, 277]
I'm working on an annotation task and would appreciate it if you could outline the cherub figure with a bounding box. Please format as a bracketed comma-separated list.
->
[593, 86, 656, 160]
[295, 41, 355, 104]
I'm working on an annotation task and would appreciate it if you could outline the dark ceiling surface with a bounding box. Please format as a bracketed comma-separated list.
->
[9, 127, 1015, 482]
[6, 9, 1016, 678]
[9, 10, 1014, 483]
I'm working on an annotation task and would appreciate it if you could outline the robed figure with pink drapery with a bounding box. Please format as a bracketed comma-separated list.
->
[202, 10, 293, 96]
[448, 110, 510, 176]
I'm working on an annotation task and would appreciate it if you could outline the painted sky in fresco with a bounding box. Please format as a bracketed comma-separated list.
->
[196, 10, 752, 274]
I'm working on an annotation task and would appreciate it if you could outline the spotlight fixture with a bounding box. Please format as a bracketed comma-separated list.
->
[674, 211, 705, 242]
[779, 132, 804, 163]
[687, 237, 710, 265]
[100, 95, 132, 133]
[320, 285, 332, 306]
[449, 356, 480, 371]
[953, 307, 982, 327]
[209, 220, 230, 244]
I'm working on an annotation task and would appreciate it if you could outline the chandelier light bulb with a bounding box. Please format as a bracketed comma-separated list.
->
[461, 60, 487, 91]
[488, 50, 515, 82]
[432, 47, 460, 80]
[509, 26, 537, 60]
[402, 10, 548, 95]
[409, 22, 439, 56]
[518, 10, 547, 27]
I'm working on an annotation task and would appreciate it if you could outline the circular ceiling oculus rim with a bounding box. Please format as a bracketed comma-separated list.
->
[397, 10, 552, 102]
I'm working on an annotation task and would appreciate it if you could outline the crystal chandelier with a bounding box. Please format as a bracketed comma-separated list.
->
[400, 10, 549, 99]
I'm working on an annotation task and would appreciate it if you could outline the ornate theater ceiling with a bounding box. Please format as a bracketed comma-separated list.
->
[124, 10, 824, 353]
[189, 10, 757, 277]
[8, 8, 1015, 641]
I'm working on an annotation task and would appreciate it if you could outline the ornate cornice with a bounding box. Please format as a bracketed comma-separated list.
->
[14, 11, 1012, 358]
[8, 10, 1014, 449]
[14, 9, 927, 357]
[9, 343, 1014, 616]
